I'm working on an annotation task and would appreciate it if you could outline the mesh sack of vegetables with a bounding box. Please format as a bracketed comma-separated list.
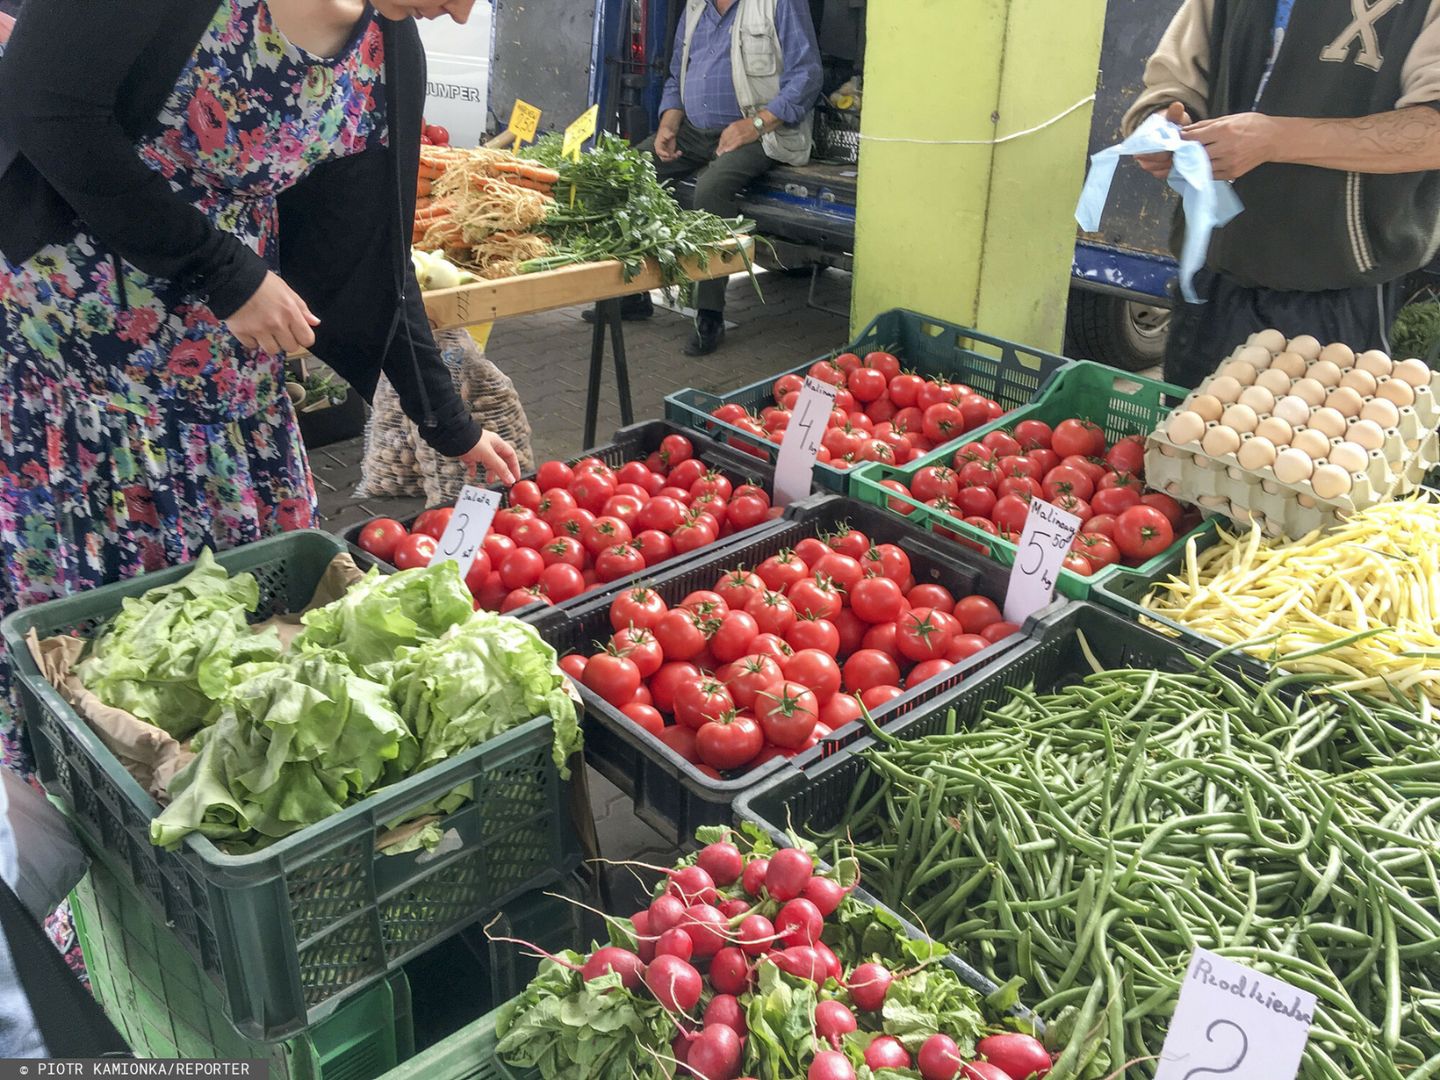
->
[414, 328, 534, 506]
[354, 374, 425, 498]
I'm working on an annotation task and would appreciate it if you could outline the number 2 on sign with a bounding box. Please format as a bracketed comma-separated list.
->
[508, 99, 542, 145]
[1002, 498, 1081, 624]
[773, 376, 837, 507]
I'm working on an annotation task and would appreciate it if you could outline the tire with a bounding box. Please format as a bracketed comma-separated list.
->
[1065, 288, 1171, 372]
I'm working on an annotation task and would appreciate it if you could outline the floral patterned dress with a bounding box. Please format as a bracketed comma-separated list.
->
[0, 1, 387, 963]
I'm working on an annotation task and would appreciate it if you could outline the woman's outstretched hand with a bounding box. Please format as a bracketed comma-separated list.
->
[461, 430, 521, 486]
[228, 271, 320, 355]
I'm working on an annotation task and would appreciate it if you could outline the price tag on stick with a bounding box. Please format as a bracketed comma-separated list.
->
[1002, 497, 1082, 624]
[562, 105, 599, 160]
[772, 376, 838, 507]
[1154, 949, 1315, 1080]
[429, 485, 503, 576]
[507, 99, 542, 146]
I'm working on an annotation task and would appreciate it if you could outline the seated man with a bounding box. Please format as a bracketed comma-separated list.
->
[595, 0, 822, 356]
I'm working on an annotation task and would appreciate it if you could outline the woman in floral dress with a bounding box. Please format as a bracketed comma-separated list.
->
[0, 0, 514, 963]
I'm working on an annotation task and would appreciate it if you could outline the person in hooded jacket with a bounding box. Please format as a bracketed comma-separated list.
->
[0, 0, 520, 769]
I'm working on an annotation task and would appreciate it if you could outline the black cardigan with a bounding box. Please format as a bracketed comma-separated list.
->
[0, 1, 480, 457]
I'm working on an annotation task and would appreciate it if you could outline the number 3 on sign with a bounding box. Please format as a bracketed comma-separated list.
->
[429, 486, 503, 576]
[1002, 498, 1082, 625]
[773, 376, 837, 507]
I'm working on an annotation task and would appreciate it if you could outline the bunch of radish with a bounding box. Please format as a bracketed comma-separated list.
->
[494, 837, 1052, 1080]
[707, 352, 1009, 471]
[873, 419, 1202, 575]
[560, 523, 1020, 775]
[355, 434, 779, 611]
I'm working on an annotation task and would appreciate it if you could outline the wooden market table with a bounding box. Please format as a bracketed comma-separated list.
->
[421, 238, 755, 448]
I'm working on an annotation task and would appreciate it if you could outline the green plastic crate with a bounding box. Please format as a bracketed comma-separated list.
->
[664, 309, 1071, 493]
[72, 847, 413, 1078]
[378, 1008, 534, 1080]
[849, 361, 1215, 599]
[1, 530, 579, 1040]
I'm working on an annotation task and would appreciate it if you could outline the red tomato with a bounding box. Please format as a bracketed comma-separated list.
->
[1091, 485, 1142, 516]
[696, 713, 764, 771]
[849, 576, 905, 625]
[501, 587, 548, 613]
[954, 485, 998, 519]
[426, 124, 450, 145]
[612, 626, 664, 677]
[710, 611, 761, 664]
[549, 508, 594, 542]
[729, 493, 771, 531]
[673, 677, 735, 731]
[992, 494, 1033, 534]
[581, 516, 631, 556]
[463, 551, 493, 597]
[1052, 418, 1106, 458]
[651, 662, 702, 714]
[848, 367, 887, 403]
[658, 433, 694, 465]
[558, 653, 588, 681]
[1061, 552, 1096, 576]
[945, 633, 990, 662]
[953, 595, 1002, 635]
[980, 621, 1021, 643]
[782, 649, 842, 703]
[1114, 505, 1176, 561]
[540, 562, 586, 601]
[536, 460, 574, 491]
[997, 476, 1043, 501]
[410, 508, 452, 540]
[911, 465, 959, 503]
[357, 518, 407, 562]
[907, 658, 952, 687]
[1098, 470, 1145, 493]
[859, 685, 904, 710]
[922, 403, 964, 443]
[757, 552, 809, 592]
[957, 395, 993, 432]
[681, 590, 730, 616]
[1027, 448, 1061, 476]
[786, 616, 840, 656]
[812, 552, 864, 594]
[655, 609, 709, 661]
[1061, 454, 1109, 485]
[748, 633, 794, 666]
[952, 440, 993, 465]
[539, 489, 579, 526]
[791, 537, 828, 567]
[864, 351, 901, 381]
[658, 724, 701, 763]
[1042, 465, 1096, 502]
[996, 455, 1042, 483]
[1073, 533, 1121, 571]
[610, 587, 668, 632]
[832, 608, 868, 656]
[475, 571, 509, 611]
[582, 653, 642, 707]
[1013, 419, 1053, 450]
[621, 703, 665, 737]
[596, 543, 646, 582]
[540, 536, 585, 568]
[755, 682, 819, 749]
[773, 373, 805, 403]
[508, 480, 543, 512]
[671, 518, 717, 554]
[1105, 435, 1146, 474]
[819, 693, 864, 732]
[569, 471, 616, 514]
[392, 533, 437, 570]
[602, 494, 645, 527]
[499, 547, 545, 589]
[861, 622, 899, 656]
[958, 459, 999, 491]
[1141, 492, 1185, 528]
[1053, 494, 1093, 524]
[868, 544, 911, 584]
[746, 590, 798, 637]
[895, 608, 953, 663]
[787, 577, 843, 621]
[723, 654, 785, 710]
[842, 649, 901, 693]
[715, 569, 764, 611]
[980, 431, 1022, 459]
[634, 530, 676, 566]
[888, 373, 924, 408]
[512, 518, 555, 550]
[906, 583, 955, 612]
[808, 360, 846, 386]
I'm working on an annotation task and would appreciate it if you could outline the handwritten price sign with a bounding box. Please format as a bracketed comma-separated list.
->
[1002, 498, 1082, 624]
[1154, 949, 1315, 1080]
[562, 104, 599, 161]
[508, 99, 542, 146]
[773, 376, 838, 507]
[429, 485, 503, 577]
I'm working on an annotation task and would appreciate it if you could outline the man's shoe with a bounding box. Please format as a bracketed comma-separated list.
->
[582, 293, 654, 323]
[685, 311, 726, 356]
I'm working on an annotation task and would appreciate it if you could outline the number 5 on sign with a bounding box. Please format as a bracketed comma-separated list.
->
[1002, 498, 1082, 625]
[773, 376, 838, 507]
[429, 485, 503, 576]
[508, 99, 542, 146]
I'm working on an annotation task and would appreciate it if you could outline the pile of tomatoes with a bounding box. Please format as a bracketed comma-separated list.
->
[354, 434, 778, 612]
[559, 523, 1020, 776]
[707, 352, 1008, 471]
[419, 120, 450, 146]
[873, 417, 1198, 576]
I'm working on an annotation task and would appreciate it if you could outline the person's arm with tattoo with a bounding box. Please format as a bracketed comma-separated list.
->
[1184, 106, 1440, 180]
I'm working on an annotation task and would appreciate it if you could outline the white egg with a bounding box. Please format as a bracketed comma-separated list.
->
[1327, 442, 1369, 474]
[1291, 378, 1327, 407]
[1361, 397, 1401, 428]
[1356, 350, 1394, 377]
[1220, 361, 1258, 387]
[1202, 425, 1242, 457]
[1274, 448, 1315, 483]
[1238, 437, 1278, 471]
[1251, 329, 1288, 354]
[1189, 393, 1225, 423]
[1271, 352, 1309, 379]
[1220, 403, 1259, 433]
[1255, 416, 1295, 445]
[1292, 428, 1333, 460]
[1324, 386, 1365, 418]
[1166, 410, 1207, 445]
[1208, 375, 1243, 404]
[1255, 368, 1295, 396]
[1338, 369, 1377, 396]
[1307, 407, 1348, 438]
[1307, 360, 1344, 387]
[1234, 344, 1274, 369]
[1376, 377, 1416, 408]
[1346, 418, 1386, 450]
[1273, 395, 1313, 427]
[1238, 386, 1276, 414]
[1393, 357, 1432, 388]
[1287, 335, 1323, 360]
[1310, 463, 1354, 500]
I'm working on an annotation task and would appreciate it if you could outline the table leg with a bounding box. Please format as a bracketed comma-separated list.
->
[609, 308, 634, 429]
[584, 299, 614, 449]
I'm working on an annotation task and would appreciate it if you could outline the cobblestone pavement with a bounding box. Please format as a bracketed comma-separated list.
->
[309, 268, 852, 868]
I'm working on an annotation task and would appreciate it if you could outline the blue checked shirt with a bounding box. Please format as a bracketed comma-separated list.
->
[659, 0, 823, 131]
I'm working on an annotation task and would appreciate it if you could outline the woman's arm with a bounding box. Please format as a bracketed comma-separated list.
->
[0, 0, 268, 317]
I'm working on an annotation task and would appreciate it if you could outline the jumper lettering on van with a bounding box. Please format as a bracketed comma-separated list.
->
[426, 81, 484, 102]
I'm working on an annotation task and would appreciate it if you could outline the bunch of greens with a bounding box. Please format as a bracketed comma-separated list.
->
[150, 654, 416, 848]
[78, 551, 281, 739]
[519, 133, 755, 287]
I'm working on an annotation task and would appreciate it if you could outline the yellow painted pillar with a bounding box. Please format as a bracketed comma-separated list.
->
[851, 0, 1106, 352]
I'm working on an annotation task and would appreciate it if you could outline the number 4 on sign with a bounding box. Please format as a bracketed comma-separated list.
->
[1002, 498, 1082, 625]
[772, 376, 838, 507]
[429, 485, 503, 577]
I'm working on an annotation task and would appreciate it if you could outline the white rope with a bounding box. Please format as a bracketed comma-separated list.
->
[856, 93, 1097, 147]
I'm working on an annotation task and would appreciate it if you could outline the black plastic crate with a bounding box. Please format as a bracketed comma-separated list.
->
[525, 495, 1066, 843]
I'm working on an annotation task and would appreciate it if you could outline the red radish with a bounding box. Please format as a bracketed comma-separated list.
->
[580, 946, 645, 991]
[645, 954, 703, 1013]
[687, 1024, 743, 1080]
[776, 898, 824, 945]
[961, 1065, 1013, 1080]
[813, 1000, 857, 1048]
[742, 858, 770, 896]
[656, 928, 694, 960]
[765, 848, 815, 902]
[813, 941, 842, 983]
[976, 1034, 1052, 1078]
[709, 946, 753, 995]
[919, 1034, 964, 1080]
[718, 898, 751, 919]
[865, 1036, 912, 1069]
[669, 864, 719, 906]
[682, 904, 730, 957]
[808, 1050, 857, 1080]
[847, 962, 893, 1011]
[737, 914, 776, 956]
[630, 911, 656, 962]
[773, 946, 827, 983]
[801, 875, 848, 917]
[649, 893, 687, 936]
[697, 842, 744, 886]
[703, 994, 748, 1038]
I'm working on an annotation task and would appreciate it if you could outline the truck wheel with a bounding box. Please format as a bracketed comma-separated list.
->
[1065, 289, 1170, 372]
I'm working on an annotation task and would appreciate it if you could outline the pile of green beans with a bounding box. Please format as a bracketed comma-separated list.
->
[818, 644, 1440, 1078]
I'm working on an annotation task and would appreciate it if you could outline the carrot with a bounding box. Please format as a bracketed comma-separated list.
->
[490, 160, 561, 185]
[413, 203, 453, 223]
[416, 177, 434, 198]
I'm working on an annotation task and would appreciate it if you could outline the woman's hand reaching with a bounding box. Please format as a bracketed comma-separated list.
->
[228, 271, 320, 355]
[461, 431, 521, 486]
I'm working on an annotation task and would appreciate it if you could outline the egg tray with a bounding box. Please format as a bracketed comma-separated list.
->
[1145, 423, 1440, 537]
